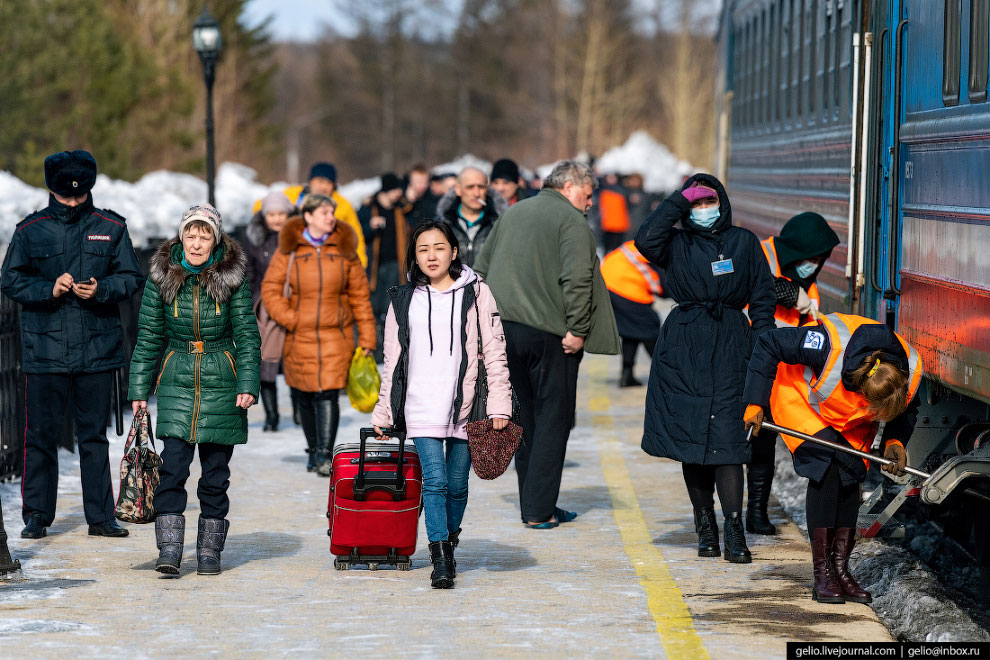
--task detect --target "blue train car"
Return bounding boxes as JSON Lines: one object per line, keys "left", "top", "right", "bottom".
{"left": 718, "top": 0, "right": 990, "bottom": 559}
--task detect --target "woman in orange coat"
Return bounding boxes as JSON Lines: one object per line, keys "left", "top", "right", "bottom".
{"left": 261, "top": 194, "right": 376, "bottom": 475}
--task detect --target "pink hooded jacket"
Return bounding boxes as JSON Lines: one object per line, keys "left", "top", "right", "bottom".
{"left": 372, "top": 266, "right": 512, "bottom": 436}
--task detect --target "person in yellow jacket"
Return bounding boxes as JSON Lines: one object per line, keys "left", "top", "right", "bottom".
{"left": 601, "top": 240, "right": 664, "bottom": 387}
{"left": 251, "top": 162, "right": 367, "bottom": 268}
{"left": 743, "top": 313, "right": 921, "bottom": 605}
{"left": 746, "top": 211, "right": 841, "bottom": 538}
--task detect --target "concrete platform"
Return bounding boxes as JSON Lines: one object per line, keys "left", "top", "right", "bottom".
{"left": 0, "top": 355, "right": 892, "bottom": 658}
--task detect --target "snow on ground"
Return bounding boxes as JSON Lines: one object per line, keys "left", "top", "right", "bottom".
{"left": 771, "top": 443, "right": 990, "bottom": 642}
{"left": 0, "top": 131, "right": 690, "bottom": 253}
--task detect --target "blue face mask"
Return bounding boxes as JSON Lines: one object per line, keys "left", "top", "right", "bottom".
{"left": 795, "top": 260, "right": 818, "bottom": 279}
{"left": 689, "top": 206, "right": 720, "bottom": 228}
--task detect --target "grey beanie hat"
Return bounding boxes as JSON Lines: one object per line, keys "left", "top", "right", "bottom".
{"left": 179, "top": 203, "right": 223, "bottom": 240}
{"left": 261, "top": 191, "right": 294, "bottom": 215}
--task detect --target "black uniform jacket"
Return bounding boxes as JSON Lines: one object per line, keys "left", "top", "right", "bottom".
{"left": 0, "top": 194, "right": 143, "bottom": 373}
{"left": 743, "top": 322, "right": 920, "bottom": 484}
{"left": 634, "top": 173, "right": 776, "bottom": 465}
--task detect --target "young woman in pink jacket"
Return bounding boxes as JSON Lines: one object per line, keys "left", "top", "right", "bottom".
{"left": 373, "top": 221, "right": 512, "bottom": 589}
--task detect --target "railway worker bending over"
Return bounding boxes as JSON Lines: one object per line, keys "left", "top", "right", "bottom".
{"left": 742, "top": 313, "right": 923, "bottom": 605}
{"left": 747, "top": 212, "right": 840, "bottom": 537}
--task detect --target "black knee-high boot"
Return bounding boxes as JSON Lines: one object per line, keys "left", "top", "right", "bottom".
{"left": 746, "top": 464, "right": 777, "bottom": 535}
{"left": 260, "top": 382, "right": 279, "bottom": 432}
{"left": 314, "top": 392, "right": 340, "bottom": 477}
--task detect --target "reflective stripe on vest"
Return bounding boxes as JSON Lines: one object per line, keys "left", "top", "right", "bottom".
{"left": 761, "top": 238, "right": 780, "bottom": 276}
{"left": 619, "top": 244, "right": 662, "bottom": 297}
{"left": 770, "top": 313, "right": 924, "bottom": 463}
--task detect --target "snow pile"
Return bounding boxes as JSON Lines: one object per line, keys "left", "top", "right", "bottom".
{"left": 594, "top": 130, "right": 695, "bottom": 194}
{"left": 431, "top": 154, "right": 491, "bottom": 177}
{"left": 338, "top": 176, "right": 383, "bottom": 210}
{"left": 771, "top": 443, "right": 990, "bottom": 642}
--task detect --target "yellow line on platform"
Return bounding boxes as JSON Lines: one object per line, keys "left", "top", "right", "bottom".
{"left": 590, "top": 366, "right": 709, "bottom": 660}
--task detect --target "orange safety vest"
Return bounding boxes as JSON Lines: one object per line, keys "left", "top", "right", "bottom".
{"left": 770, "top": 313, "right": 924, "bottom": 466}
{"left": 601, "top": 241, "right": 662, "bottom": 305}
{"left": 599, "top": 189, "right": 631, "bottom": 233}
{"left": 760, "top": 236, "right": 821, "bottom": 327}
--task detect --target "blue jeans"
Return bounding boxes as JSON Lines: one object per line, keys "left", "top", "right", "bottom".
{"left": 413, "top": 437, "right": 471, "bottom": 543}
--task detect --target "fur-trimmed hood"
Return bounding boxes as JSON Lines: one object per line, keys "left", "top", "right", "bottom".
{"left": 277, "top": 215, "right": 360, "bottom": 260}
{"left": 149, "top": 233, "right": 247, "bottom": 304}
{"left": 246, "top": 210, "right": 274, "bottom": 247}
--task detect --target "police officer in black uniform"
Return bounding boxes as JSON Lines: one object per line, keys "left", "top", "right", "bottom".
{"left": 1, "top": 150, "right": 143, "bottom": 539}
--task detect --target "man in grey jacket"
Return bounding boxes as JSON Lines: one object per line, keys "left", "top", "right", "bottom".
{"left": 475, "top": 160, "right": 619, "bottom": 528}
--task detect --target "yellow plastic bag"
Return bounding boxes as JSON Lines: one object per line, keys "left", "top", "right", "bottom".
{"left": 346, "top": 347, "right": 381, "bottom": 413}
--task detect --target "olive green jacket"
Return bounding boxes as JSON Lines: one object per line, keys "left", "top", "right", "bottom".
{"left": 474, "top": 189, "right": 620, "bottom": 355}
{"left": 128, "top": 236, "right": 261, "bottom": 444}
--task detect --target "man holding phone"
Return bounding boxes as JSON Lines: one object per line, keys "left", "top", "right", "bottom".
{"left": 1, "top": 150, "right": 143, "bottom": 539}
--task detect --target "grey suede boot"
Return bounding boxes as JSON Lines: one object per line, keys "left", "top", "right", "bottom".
{"left": 155, "top": 514, "right": 185, "bottom": 575}
{"left": 197, "top": 517, "right": 230, "bottom": 576}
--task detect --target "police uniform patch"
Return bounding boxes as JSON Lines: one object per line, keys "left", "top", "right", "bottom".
{"left": 803, "top": 331, "right": 825, "bottom": 350}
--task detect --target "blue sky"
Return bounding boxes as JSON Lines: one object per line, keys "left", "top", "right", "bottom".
{"left": 242, "top": 0, "right": 346, "bottom": 42}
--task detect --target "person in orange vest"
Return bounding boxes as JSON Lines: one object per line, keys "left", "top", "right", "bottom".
{"left": 747, "top": 211, "right": 841, "bottom": 537}
{"left": 598, "top": 174, "right": 632, "bottom": 254}
{"left": 742, "top": 313, "right": 921, "bottom": 605}
{"left": 601, "top": 240, "right": 664, "bottom": 387}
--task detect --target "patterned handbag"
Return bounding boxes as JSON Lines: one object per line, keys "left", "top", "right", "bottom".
{"left": 466, "top": 299, "right": 523, "bottom": 480}
{"left": 114, "top": 409, "right": 163, "bottom": 524}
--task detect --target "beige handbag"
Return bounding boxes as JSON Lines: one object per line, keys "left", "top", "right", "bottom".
{"left": 255, "top": 251, "right": 295, "bottom": 363}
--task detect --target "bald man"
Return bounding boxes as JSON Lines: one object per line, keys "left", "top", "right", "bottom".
{"left": 435, "top": 166, "right": 508, "bottom": 267}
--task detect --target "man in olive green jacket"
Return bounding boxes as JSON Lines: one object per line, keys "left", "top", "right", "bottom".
{"left": 475, "top": 160, "right": 619, "bottom": 528}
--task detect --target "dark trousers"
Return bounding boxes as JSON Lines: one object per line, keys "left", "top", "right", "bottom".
{"left": 22, "top": 371, "right": 115, "bottom": 525}
{"left": 621, "top": 336, "right": 657, "bottom": 368}
{"left": 155, "top": 438, "right": 235, "bottom": 520}
{"left": 504, "top": 321, "right": 583, "bottom": 523}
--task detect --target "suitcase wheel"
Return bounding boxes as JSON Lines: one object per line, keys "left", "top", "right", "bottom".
{"left": 334, "top": 558, "right": 349, "bottom": 571}
{"left": 397, "top": 560, "right": 412, "bottom": 571}
{"left": 368, "top": 562, "right": 379, "bottom": 571}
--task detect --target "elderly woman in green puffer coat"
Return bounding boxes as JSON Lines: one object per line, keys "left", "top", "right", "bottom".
{"left": 128, "top": 204, "right": 260, "bottom": 578}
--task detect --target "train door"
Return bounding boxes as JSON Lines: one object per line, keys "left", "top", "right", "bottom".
{"left": 864, "top": 0, "right": 905, "bottom": 325}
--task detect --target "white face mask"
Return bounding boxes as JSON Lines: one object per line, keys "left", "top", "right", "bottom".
{"left": 689, "top": 206, "right": 720, "bottom": 228}
{"left": 795, "top": 260, "right": 818, "bottom": 279}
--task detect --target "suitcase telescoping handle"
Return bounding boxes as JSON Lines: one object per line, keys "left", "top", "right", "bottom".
{"left": 356, "top": 427, "right": 407, "bottom": 501}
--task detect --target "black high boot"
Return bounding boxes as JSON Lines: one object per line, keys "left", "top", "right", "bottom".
{"left": 429, "top": 541, "right": 454, "bottom": 589}
{"left": 197, "top": 517, "right": 230, "bottom": 576}
{"left": 746, "top": 464, "right": 777, "bottom": 535}
{"left": 290, "top": 387, "right": 301, "bottom": 426}
{"left": 0, "top": 498, "right": 21, "bottom": 574}
{"left": 722, "top": 512, "right": 752, "bottom": 563}
{"left": 619, "top": 366, "right": 642, "bottom": 388}
{"left": 314, "top": 395, "right": 340, "bottom": 477}
{"left": 155, "top": 514, "right": 185, "bottom": 575}
{"left": 260, "top": 382, "right": 279, "bottom": 432}
{"left": 693, "top": 507, "right": 720, "bottom": 557}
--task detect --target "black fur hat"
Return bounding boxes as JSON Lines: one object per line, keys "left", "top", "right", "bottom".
{"left": 44, "top": 150, "right": 97, "bottom": 196}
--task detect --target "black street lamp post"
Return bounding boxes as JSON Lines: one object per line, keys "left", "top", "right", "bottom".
{"left": 193, "top": 7, "right": 222, "bottom": 207}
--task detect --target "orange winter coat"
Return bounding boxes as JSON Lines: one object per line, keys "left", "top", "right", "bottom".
{"left": 261, "top": 216, "right": 376, "bottom": 392}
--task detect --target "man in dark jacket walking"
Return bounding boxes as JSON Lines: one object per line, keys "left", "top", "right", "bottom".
{"left": 475, "top": 160, "right": 620, "bottom": 528}
{"left": 436, "top": 166, "right": 507, "bottom": 267}
{"left": 0, "top": 150, "right": 143, "bottom": 539}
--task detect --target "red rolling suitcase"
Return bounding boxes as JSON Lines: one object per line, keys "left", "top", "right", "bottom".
{"left": 327, "top": 428, "right": 422, "bottom": 570}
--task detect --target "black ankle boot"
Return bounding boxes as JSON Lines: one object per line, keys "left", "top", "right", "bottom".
{"left": 260, "top": 382, "right": 279, "bottom": 432}
{"left": 429, "top": 541, "right": 454, "bottom": 588}
{"left": 723, "top": 512, "right": 752, "bottom": 563}
{"left": 693, "top": 507, "right": 720, "bottom": 557}
{"left": 619, "top": 366, "right": 642, "bottom": 388}
{"left": 0, "top": 503, "right": 21, "bottom": 574}
{"left": 746, "top": 464, "right": 777, "bottom": 535}
{"left": 197, "top": 517, "right": 229, "bottom": 576}
{"left": 155, "top": 514, "right": 185, "bottom": 575}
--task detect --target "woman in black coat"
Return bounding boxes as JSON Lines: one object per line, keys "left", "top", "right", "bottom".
{"left": 246, "top": 191, "right": 293, "bottom": 432}
{"left": 634, "top": 173, "right": 775, "bottom": 564}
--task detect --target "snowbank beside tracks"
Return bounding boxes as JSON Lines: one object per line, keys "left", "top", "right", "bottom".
{"left": 771, "top": 445, "right": 990, "bottom": 642}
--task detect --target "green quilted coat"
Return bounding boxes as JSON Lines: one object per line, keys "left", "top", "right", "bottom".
{"left": 128, "top": 235, "right": 261, "bottom": 445}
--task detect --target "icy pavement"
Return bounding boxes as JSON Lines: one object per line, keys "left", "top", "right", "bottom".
{"left": 1, "top": 356, "right": 896, "bottom": 658}
{"left": 770, "top": 442, "right": 990, "bottom": 642}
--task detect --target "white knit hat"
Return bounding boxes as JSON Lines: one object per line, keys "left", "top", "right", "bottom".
{"left": 179, "top": 203, "right": 223, "bottom": 240}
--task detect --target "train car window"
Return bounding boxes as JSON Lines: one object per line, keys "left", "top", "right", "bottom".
{"left": 969, "top": 0, "right": 988, "bottom": 102}
{"left": 823, "top": 1, "right": 832, "bottom": 120}
{"left": 809, "top": 0, "right": 818, "bottom": 118}
{"left": 834, "top": 0, "right": 843, "bottom": 118}
{"left": 944, "top": 0, "right": 962, "bottom": 106}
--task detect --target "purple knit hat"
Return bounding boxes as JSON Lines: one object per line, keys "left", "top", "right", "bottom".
{"left": 682, "top": 184, "right": 718, "bottom": 204}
